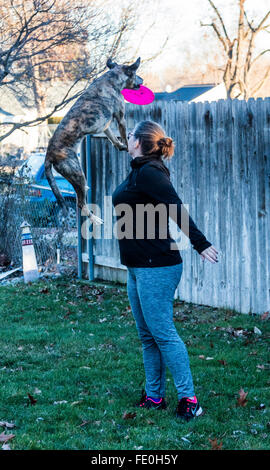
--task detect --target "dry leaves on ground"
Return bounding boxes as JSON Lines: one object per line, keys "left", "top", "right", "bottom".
{"left": 209, "top": 438, "right": 223, "bottom": 450}
{"left": 78, "top": 420, "right": 91, "bottom": 427}
{"left": 199, "top": 355, "right": 214, "bottom": 360}
{"left": 39, "top": 287, "right": 50, "bottom": 294}
{"left": 2, "top": 443, "right": 11, "bottom": 450}
{"left": 27, "top": 393, "right": 37, "bottom": 406}
{"left": 237, "top": 388, "right": 248, "bottom": 407}
{"left": 261, "top": 311, "right": 269, "bottom": 320}
{"left": 0, "top": 432, "right": 15, "bottom": 443}
{"left": 218, "top": 359, "right": 227, "bottom": 366}
{"left": 122, "top": 411, "right": 136, "bottom": 420}
{"left": 0, "top": 421, "right": 15, "bottom": 429}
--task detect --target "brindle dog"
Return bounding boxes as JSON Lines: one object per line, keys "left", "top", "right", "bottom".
{"left": 45, "top": 57, "right": 143, "bottom": 225}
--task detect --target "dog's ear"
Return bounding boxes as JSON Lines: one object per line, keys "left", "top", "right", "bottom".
{"left": 107, "top": 58, "right": 118, "bottom": 69}
{"left": 128, "top": 57, "right": 141, "bottom": 71}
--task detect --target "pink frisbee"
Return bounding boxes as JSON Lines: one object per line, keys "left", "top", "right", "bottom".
{"left": 121, "top": 85, "right": 155, "bottom": 105}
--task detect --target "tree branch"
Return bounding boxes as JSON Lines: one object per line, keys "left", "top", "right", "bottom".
{"left": 207, "top": 0, "right": 230, "bottom": 41}
{"left": 200, "top": 21, "right": 229, "bottom": 52}
{"left": 250, "top": 65, "right": 270, "bottom": 97}
{"left": 249, "top": 49, "right": 270, "bottom": 70}
{"left": 0, "top": 79, "right": 85, "bottom": 142}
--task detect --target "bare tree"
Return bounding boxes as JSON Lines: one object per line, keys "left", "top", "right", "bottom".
{"left": 0, "top": 0, "right": 137, "bottom": 143}
{"left": 201, "top": 0, "right": 270, "bottom": 99}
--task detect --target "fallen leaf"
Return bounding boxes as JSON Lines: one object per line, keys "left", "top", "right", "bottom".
{"left": 71, "top": 400, "right": 83, "bottom": 406}
{"left": 122, "top": 411, "right": 136, "bottom": 420}
{"left": 233, "top": 329, "right": 245, "bottom": 337}
{"left": 209, "top": 438, "right": 223, "bottom": 450}
{"left": 27, "top": 393, "right": 37, "bottom": 406}
{"left": 2, "top": 443, "right": 11, "bottom": 450}
{"left": 63, "top": 310, "right": 72, "bottom": 319}
{"left": 181, "top": 437, "right": 191, "bottom": 443}
{"left": 233, "top": 430, "right": 246, "bottom": 436}
{"left": 237, "top": 388, "right": 248, "bottom": 407}
{"left": 40, "top": 287, "right": 50, "bottom": 294}
{"left": 218, "top": 359, "right": 227, "bottom": 366}
{"left": 256, "top": 403, "right": 265, "bottom": 410}
{"left": 0, "top": 421, "right": 15, "bottom": 429}
{"left": 147, "top": 419, "right": 154, "bottom": 425}
{"left": 254, "top": 327, "right": 262, "bottom": 335}
{"left": 261, "top": 311, "right": 269, "bottom": 320}
{"left": 0, "top": 432, "right": 15, "bottom": 443}
{"left": 78, "top": 420, "right": 91, "bottom": 427}
{"left": 249, "top": 350, "right": 258, "bottom": 356}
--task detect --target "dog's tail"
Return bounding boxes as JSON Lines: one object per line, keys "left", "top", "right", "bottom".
{"left": 44, "top": 158, "right": 67, "bottom": 211}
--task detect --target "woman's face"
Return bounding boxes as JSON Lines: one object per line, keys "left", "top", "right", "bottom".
{"left": 128, "top": 127, "right": 140, "bottom": 156}
{"left": 127, "top": 128, "right": 136, "bottom": 155}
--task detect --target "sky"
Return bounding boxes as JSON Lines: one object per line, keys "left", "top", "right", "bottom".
{"left": 115, "top": 0, "right": 270, "bottom": 75}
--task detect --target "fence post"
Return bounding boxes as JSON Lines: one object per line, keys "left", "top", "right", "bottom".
{"left": 77, "top": 139, "right": 85, "bottom": 279}
{"left": 77, "top": 135, "right": 94, "bottom": 281}
{"left": 86, "top": 135, "right": 94, "bottom": 281}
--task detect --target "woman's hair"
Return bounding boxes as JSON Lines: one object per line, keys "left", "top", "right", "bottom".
{"left": 134, "top": 120, "right": 175, "bottom": 159}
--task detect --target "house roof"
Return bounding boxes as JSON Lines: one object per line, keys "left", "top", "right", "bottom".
{"left": 154, "top": 84, "right": 216, "bottom": 101}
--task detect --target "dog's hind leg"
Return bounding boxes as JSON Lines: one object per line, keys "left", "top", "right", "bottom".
{"left": 71, "top": 172, "right": 103, "bottom": 225}
{"left": 53, "top": 150, "right": 103, "bottom": 225}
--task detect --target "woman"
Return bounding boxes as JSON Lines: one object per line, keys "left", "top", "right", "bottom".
{"left": 112, "top": 120, "right": 218, "bottom": 422}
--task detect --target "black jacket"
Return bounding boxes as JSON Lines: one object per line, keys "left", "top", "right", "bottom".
{"left": 112, "top": 154, "right": 212, "bottom": 267}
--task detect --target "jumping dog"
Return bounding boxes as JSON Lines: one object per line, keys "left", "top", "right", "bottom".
{"left": 45, "top": 57, "right": 143, "bottom": 225}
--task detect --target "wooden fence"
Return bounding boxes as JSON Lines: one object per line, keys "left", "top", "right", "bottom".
{"left": 81, "top": 97, "right": 270, "bottom": 315}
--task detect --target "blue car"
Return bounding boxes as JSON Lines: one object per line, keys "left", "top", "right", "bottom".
{"left": 15, "top": 153, "right": 77, "bottom": 226}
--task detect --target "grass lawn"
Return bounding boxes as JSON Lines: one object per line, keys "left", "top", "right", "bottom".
{"left": 0, "top": 275, "right": 269, "bottom": 450}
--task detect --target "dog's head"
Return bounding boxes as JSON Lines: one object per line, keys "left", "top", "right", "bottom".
{"left": 106, "top": 57, "right": 143, "bottom": 90}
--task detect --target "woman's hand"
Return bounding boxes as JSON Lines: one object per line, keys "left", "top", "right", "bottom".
{"left": 200, "top": 245, "right": 218, "bottom": 263}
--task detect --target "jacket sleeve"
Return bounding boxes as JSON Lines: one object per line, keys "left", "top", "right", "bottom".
{"left": 138, "top": 164, "right": 212, "bottom": 255}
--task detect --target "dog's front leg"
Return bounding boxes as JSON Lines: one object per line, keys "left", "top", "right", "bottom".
{"left": 117, "top": 116, "right": 128, "bottom": 149}
{"left": 104, "top": 126, "right": 127, "bottom": 151}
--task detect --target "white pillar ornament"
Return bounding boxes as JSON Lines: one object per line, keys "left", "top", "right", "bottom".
{"left": 20, "top": 221, "right": 39, "bottom": 283}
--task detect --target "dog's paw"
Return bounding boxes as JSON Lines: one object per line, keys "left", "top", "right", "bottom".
{"left": 118, "top": 143, "right": 128, "bottom": 151}
{"left": 89, "top": 213, "right": 104, "bottom": 225}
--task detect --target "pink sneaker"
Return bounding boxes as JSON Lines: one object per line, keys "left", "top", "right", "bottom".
{"left": 176, "top": 396, "right": 203, "bottom": 421}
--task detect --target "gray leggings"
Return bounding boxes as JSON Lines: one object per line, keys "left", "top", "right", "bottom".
{"left": 127, "top": 262, "right": 195, "bottom": 400}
